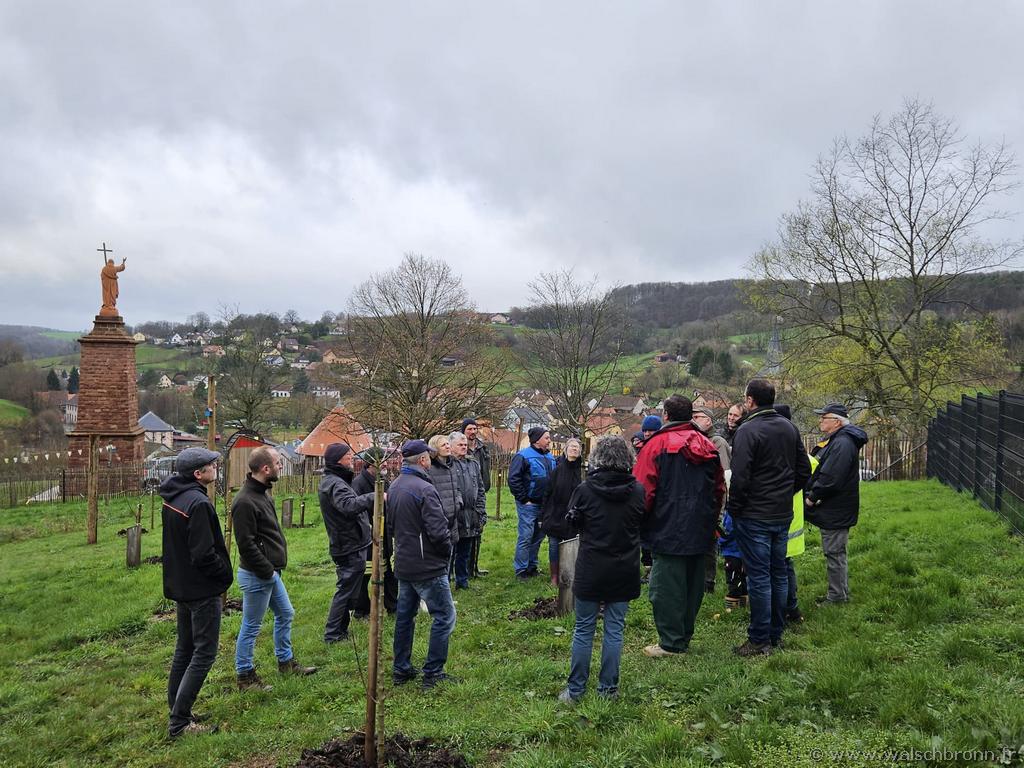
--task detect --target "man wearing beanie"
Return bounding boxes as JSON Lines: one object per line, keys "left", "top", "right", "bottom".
{"left": 507, "top": 426, "right": 557, "bottom": 580}
{"left": 641, "top": 414, "right": 663, "bottom": 440}
{"left": 319, "top": 442, "right": 378, "bottom": 643}
{"left": 232, "top": 446, "right": 317, "bottom": 690}
{"left": 160, "top": 447, "right": 231, "bottom": 739}
{"left": 462, "top": 418, "right": 491, "bottom": 577}
{"left": 389, "top": 439, "right": 458, "bottom": 690}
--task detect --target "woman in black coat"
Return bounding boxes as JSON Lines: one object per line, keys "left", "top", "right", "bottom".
{"left": 540, "top": 437, "right": 584, "bottom": 586}
{"left": 558, "top": 435, "right": 644, "bottom": 703}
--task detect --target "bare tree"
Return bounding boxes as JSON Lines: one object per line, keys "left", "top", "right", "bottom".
{"left": 215, "top": 309, "right": 288, "bottom": 435}
{"left": 517, "top": 270, "right": 626, "bottom": 440}
{"left": 748, "top": 100, "right": 1020, "bottom": 442}
{"left": 341, "top": 253, "right": 508, "bottom": 438}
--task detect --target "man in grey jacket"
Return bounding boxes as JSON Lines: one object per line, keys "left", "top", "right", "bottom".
{"left": 449, "top": 431, "right": 487, "bottom": 589}
{"left": 319, "top": 442, "right": 378, "bottom": 643}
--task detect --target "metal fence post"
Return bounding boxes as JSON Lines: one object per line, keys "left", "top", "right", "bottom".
{"left": 972, "top": 396, "right": 982, "bottom": 497}
{"left": 994, "top": 391, "right": 1005, "bottom": 514}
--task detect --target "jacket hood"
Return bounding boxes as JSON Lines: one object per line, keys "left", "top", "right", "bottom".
{"left": 656, "top": 421, "right": 721, "bottom": 465}
{"left": 585, "top": 467, "right": 639, "bottom": 500}
{"left": 158, "top": 474, "right": 206, "bottom": 502}
{"left": 431, "top": 455, "right": 453, "bottom": 469}
{"left": 836, "top": 424, "right": 869, "bottom": 447}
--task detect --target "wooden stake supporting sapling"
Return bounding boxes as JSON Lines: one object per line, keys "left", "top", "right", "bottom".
{"left": 364, "top": 469, "right": 386, "bottom": 767}
{"left": 126, "top": 502, "right": 142, "bottom": 568}
{"left": 281, "top": 497, "right": 293, "bottom": 528}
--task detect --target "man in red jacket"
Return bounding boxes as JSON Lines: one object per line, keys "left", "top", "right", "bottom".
{"left": 633, "top": 395, "right": 725, "bottom": 657}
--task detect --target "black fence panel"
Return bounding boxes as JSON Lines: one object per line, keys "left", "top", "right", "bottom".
{"left": 928, "top": 391, "right": 1024, "bottom": 535}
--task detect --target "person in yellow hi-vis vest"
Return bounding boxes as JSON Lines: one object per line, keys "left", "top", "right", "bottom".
{"left": 777, "top": 405, "right": 817, "bottom": 625}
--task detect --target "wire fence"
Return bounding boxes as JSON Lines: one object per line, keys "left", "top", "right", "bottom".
{"left": 927, "top": 390, "right": 1024, "bottom": 536}
{"left": 0, "top": 464, "right": 146, "bottom": 509}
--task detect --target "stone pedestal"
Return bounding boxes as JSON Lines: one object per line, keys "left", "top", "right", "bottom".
{"left": 68, "top": 315, "right": 145, "bottom": 472}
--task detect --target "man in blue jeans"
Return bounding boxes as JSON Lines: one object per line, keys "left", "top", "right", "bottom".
{"left": 388, "top": 440, "right": 458, "bottom": 691}
{"left": 231, "top": 446, "right": 317, "bottom": 689}
{"left": 507, "top": 427, "right": 556, "bottom": 580}
{"left": 727, "top": 379, "right": 811, "bottom": 656}
{"left": 159, "top": 447, "right": 233, "bottom": 739}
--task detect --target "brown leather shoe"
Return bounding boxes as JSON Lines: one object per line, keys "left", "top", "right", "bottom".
{"left": 278, "top": 658, "right": 318, "bottom": 676}
{"left": 237, "top": 669, "right": 273, "bottom": 691}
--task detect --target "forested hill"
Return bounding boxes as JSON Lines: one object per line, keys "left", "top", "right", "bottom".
{"left": 606, "top": 270, "right": 1024, "bottom": 330}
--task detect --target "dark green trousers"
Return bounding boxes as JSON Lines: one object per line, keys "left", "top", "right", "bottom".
{"left": 649, "top": 553, "right": 706, "bottom": 653}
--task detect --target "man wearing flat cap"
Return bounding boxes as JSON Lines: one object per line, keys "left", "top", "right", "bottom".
{"left": 389, "top": 439, "right": 458, "bottom": 690}
{"left": 508, "top": 426, "right": 557, "bottom": 580}
{"left": 692, "top": 406, "right": 732, "bottom": 594}
{"left": 159, "top": 447, "right": 231, "bottom": 739}
{"left": 804, "top": 403, "right": 868, "bottom": 605}
{"left": 319, "top": 442, "right": 378, "bottom": 643}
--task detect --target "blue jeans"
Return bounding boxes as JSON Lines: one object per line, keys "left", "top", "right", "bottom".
{"left": 513, "top": 502, "right": 544, "bottom": 575}
{"left": 548, "top": 536, "right": 560, "bottom": 566}
{"left": 734, "top": 518, "right": 788, "bottom": 645}
{"left": 567, "top": 599, "right": 629, "bottom": 698}
{"left": 393, "top": 575, "right": 456, "bottom": 679}
{"left": 235, "top": 568, "right": 295, "bottom": 673}
{"left": 453, "top": 537, "right": 475, "bottom": 588}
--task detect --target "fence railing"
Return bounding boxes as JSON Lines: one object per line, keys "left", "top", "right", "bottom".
{"left": 0, "top": 464, "right": 147, "bottom": 509}
{"left": 928, "top": 390, "right": 1024, "bottom": 536}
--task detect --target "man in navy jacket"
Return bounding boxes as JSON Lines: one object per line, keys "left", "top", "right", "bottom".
{"left": 388, "top": 440, "right": 458, "bottom": 690}
{"left": 508, "top": 427, "right": 557, "bottom": 579}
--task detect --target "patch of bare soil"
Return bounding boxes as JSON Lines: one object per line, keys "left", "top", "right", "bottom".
{"left": 293, "top": 732, "right": 469, "bottom": 768}
{"left": 116, "top": 526, "right": 148, "bottom": 536}
{"left": 508, "top": 596, "right": 561, "bottom": 620}
{"left": 143, "top": 555, "right": 162, "bottom": 565}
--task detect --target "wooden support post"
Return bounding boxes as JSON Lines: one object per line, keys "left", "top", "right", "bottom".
{"left": 87, "top": 435, "right": 99, "bottom": 544}
{"left": 495, "top": 470, "right": 503, "bottom": 521}
{"left": 556, "top": 537, "right": 579, "bottom": 616}
{"left": 281, "top": 498, "right": 293, "bottom": 528}
{"left": 206, "top": 375, "right": 217, "bottom": 499}
{"left": 365, "top": 473, "right": 386, "bottom": 767}
{"left": 300, "top": 499, "right": 306, "bottom": 527}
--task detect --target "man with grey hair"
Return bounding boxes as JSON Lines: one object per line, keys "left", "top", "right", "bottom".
{"left": 389, "top": 439, "right": 458, "bottom": 690}
{"left": 805, "top": 403, "right": 868, "bottom": 604}
{"left": 449, "top": 431, "right": 486, "bottom": 590}
{"left": 692, "top": 406, "right": 731, "bottom": 594}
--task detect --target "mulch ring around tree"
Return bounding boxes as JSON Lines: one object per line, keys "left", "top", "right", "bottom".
{"left": 151, "top": 597, "right": 243, "bottom": 621}
{"left": 116, "top": 527, "right": 148, "bottom": 536}
{"left": 142, "top": 555, "right": 162, "bottom": 565}
{"left": 508, "top": 596, "right": 561, "bottom": 620}
{"left": 293, "top": 732, "right": 469, "bottom": 768}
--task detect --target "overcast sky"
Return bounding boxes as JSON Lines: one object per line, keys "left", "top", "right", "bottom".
{"left": 1, "top": 2, "right": 1022, "bottom": 330}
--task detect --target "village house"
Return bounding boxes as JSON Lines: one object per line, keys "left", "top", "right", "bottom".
{"left": 270, "top": 385, "right": 292, "bottom": 398}
{"left": 139, "top": 411, "right": 175, "bottom": 448}
{"left": 202, "top": 344, "right": 225, "bottom": 357}
{"left": 157, "top": 374, "right": 174, "bottom": 389}
{"left": 131, "top": 332, "right": 147, "bottom": 343}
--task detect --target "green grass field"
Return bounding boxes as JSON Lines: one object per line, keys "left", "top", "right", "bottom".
{"left": 0, "top": 398, "right": 30, "bottom": 425}
{"left": 1, "top": 481, "right": 1023, "bottom": 767}
{"left": 28, "top": 344, "right": 200, "bottom": 373}
{"left": 39, "top": 330, "right": 85, "bottom": 341}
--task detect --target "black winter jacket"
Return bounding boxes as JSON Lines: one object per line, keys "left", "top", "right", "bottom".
{"left": 388, "top": 465, "right": 452, "bottom": 581}
{"left": 728, "top": 407, "right": 812, "bottom": 525}
{"left": 159, "top": 475, "right": 233, "bottom": 602}
{"left": 427, "top": 456, "right": 462, "bottom": 545}
{"left": 540, "top": 455, "right": 583, "bottom": 540}
{"left": 231, "top": 475, "right": 288, "bottom": 579}
{"left": 806, "top": 425, "right": 868, "bottom": 529}
{"left": 319, "top": 465, "right": 375, "bottom": 558}
{"left": 569, "top": 468, "right": 645, "bottom": 603}
{"left": 467, "top": 439, "right": 492, "bottom": 492}
{"left": 452, "top": 456, "right": 487, "bottom": 538}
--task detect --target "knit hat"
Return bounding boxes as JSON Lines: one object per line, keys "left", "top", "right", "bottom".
{"left": 461, "top": 418, "right": 477, "bottom": 431}
{"left": 527, "top": 426, "right": 548, "bottom": 444}
{"left": 176, "top": 447, "right": 220, "bottom": 477}
{"left": 324, "top": 443, "right": 351, "bottom": 465}
{"left": 401, "top": 439, "right": 431, "bottom": 458}
{"left": 641, "top": 414, "right": 663, "bottom": 432}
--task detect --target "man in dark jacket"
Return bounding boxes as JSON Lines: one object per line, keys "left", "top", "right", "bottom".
{"left": 389, "top": 440, "right": 458, "bottom": 691}
{"left": 160, "top": 447, "right": 232, "bottom": 739}
{"left": 449, "top": 431, "right": 487, "bottom": 589}
{"left": 692, "top": 406, "right": 731, "bottom": 595}
{"left": 728, "top": 379, "right": 812, "bottom": 656}
{"left": 805, "top": 403, "right": 868, "bottom": 604}
{"left": 232, "top": 446, "right": 316, "bottom": 690}
{"left": 319, "top": 442, "right": 377, "bottom": 642}
{"left": 462, "top": 418, "right": 490, "bottom": 577}
{"left": 633, "top": 395, "right": 726, "bottom": 657}
{"left": 508, "top": 427, "right": 557, "bottom": 579}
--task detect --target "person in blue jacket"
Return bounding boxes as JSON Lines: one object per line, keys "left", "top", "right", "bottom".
{"left": 507, "top": 427, "right": 557, "bottom": 580}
